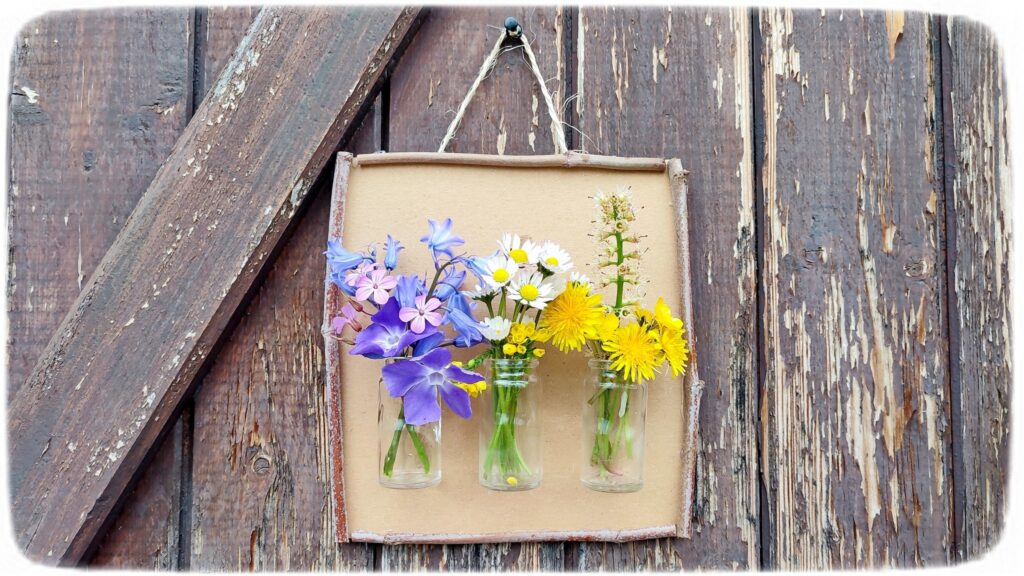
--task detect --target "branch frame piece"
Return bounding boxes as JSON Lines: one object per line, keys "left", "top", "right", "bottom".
{"left": 322, "top": 152, "right": 704, "bottom": 544}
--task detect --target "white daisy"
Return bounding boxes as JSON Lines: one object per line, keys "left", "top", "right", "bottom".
{"left": 478, "top": 317, "right": 512, "bottom": 341}
{"left": 569, "top": 271, "right": 591, "bottom": 287}
{"left": 465, "top": 283, "right": 498, "bottom": 300}
{"left": 482, "top": 255, "right": 519, "bottom": 289}
{"left": 499, "top": 233, "right": 540, "bottom": 266}
{"left": 537, "top": 241, "right": 574, "bottom": 274}
{"left": 508, "top": 272, "right": 556, "bottom": 309}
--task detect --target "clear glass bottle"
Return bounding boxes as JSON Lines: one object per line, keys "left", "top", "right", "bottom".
{"left": 581, "top": 359, "right": 647, "bottom": 492}
{"left": 378, "top": 377, "right": 441, "bottom": 489}
{"left": 479, "top": 358, "right": 542, "bottom": 491}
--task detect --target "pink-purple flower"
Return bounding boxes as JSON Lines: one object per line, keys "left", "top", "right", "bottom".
{"left": 399, "top": 295, "right": 443, "bottom": 334}
{"left": 331, "top": 303, "right": 362, "bottom": 334}
{"left": 355, "top": 269, "right": 397, "bottom": 305}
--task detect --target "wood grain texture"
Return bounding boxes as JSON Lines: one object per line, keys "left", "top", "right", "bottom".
{"left": 389, "top": 7, "right": 565, "bottom": 156}
{"left": 757, "top": 9, "right": 951, "bottom": 568}
{"left": 384, "top": 6, "right": 567, "bottom": 571}
{"left": 7, "top": 9, "right": 193, "bottom": 396}
{"left": 6, "top": 9, "right": 194, "bottom": 568}
{"left": 186, "top": 12, "right": 379, "bottom": 567}
{"left": 8, "top": 7, "right": 423, "bottom": 564}
{"left": 943, "top": 17, "right": 1011, "bottom": 560}
{"left": 90, "top": 419, "right": 186, "bottom": 568}
{"left": 90, "top": 7, "right": 257, "bottom": 568}
{"left": 570, "top": 6, "right": 760, "bottom": 570}
{"left": 193, "top": 6, "right": 262, "bottom": 99}
{"left": 189, "top": 183, "right": 373, "bottom": 570}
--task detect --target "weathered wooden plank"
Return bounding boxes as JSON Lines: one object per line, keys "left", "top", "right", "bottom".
{"left": 389, "top": 7, "right": 565, "bottom": 156}
{"left": 189, "top": 183, "right": 374, "bottom": 570}
{"left": 6, "top": 9, "right": 194, "bottom": 568}
{"left": 90, "top": 418, "right": 187, "bottom": 568}
{"left": 8, "top": 7, "right": 423, "bottom": 564}
{"left": 6, "top": 9, "right": 192, "bottom": 395}
{"left": 90, "top": 8, "right": 258, "bottom": 568}
{"left": 757, "top": 9, "right": 951, "bottom": 568}
{"left": 189, "top": 31, "right": 379, "bottom": 568}
{"left": 384, "top": 6, "right": 566, "bottom": 571}
{"left": 568, "top": 6, "right": 759, "bottom": 570}
{"left": 942, "top": 17, "right": 1011, "bottom": 560}
{"left": 193, "top": 6, "right": 261, "bottom": 99}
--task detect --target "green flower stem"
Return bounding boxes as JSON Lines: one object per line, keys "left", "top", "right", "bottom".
{"left": 483, "top": 372, "right": 531, "bottom": 482}
{"left": 406, "top": 423, "right": 431, "bottom": 473}
{"left": 614, "top": 230, "right": 625, "bottom": 311}
{"left": 382, "top": 403, "right": 431, "bottom": 477}
{"left": 382, "top": 406, "right": 405, "bottom": 478}
{"left": 590, "top": 384, "right": 634, "bottom": 476}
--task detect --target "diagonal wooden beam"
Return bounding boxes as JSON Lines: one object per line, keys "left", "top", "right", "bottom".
{"left": 8, "top": 6, "right": 424, "bottom": 564}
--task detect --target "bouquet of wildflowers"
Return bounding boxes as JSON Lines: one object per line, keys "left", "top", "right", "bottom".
{"left": 325, "top": 219, "right": 487, "bottom": 484}
{"left": 461, "top": 234, "right": 574, "bottom": 489}
{"left": 539, "top": 187, "right": 690, "bottom": 488}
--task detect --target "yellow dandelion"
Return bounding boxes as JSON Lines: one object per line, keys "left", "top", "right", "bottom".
{"left": 657, "top": 327, "right": 690, "bottom": 377}
{"left": 654, "top": 297, "right": 683, "bottom": 331}
{"left": 603, "top": 322, "right": 661, "bottom": 383}
{"left": 593, "top": 312, "right": 620, "bottom": 342}
{"left": 635, "top": 307, "right": 655, "bottom": 325}
{"left": 538, "top": 282, "right": 605, "bottom": 352}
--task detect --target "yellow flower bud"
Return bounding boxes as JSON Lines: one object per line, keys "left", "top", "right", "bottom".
{"left": 533, "top": 348, "right": 546, "bottom": 358}
{"left": 502, "top": 343, "right": 518, "bottom": 356}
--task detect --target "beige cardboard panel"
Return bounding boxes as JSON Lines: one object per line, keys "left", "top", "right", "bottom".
{"left": 339, "top": 162, "right": 685, "bottom": 539}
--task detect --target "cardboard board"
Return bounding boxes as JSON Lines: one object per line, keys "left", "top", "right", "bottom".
{"left": 323, "top": 152, "right": 703, "bottom": 543}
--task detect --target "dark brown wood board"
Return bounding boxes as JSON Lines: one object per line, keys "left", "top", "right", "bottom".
{"left": 569, "top": 6, "right": 760, "bottom": 570}
{"left": 757, "top": 9, "right": 951, "bottom": 568}
{"left": 7, "top": 7, "right": 423, "bottom": 564}
{"left": 7, "top": 9, "right": 194, "bottom": 569}
{"left": 90, "top": 7, "right": 259, "bottom": 568}
{"left": 942, "top": 17, "right": 1011, "bottom": 560}
{"left": 183, "top": 6, "right": 376, "bottom": 571}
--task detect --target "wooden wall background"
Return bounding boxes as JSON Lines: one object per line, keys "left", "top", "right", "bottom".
{"left": 6, "top": 6, "right": 1009, "bottom": 570}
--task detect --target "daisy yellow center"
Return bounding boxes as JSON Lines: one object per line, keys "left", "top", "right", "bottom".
{"left": 510, "top": 248, "right": 529, "bottom": 263}
{"left": 545, "top": 256, "right": 559, "bottom": 266}
{"left": 493, "top": 268, "right": 510, "bottom": 283}
{"left": 520, "top": 283, "right": 539, "bottom": 301}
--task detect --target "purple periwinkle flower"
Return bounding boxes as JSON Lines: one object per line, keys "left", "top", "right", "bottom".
{"left": 382, "top": 347, "right": 480, "bottom": 425}
{"left": 383, "top": 234, "right": 404, "bottom": 270}
{"left": 420, "top": 218, "right": 464, "bottom": 264}
{"left": 399, "top": 295, "right": 443, "bottom": 334}
{"left": 355, "top": 269, "right": 397, "bottom": 305}
{"left": 350, "top": 299, "right": 437, "bottom": 359}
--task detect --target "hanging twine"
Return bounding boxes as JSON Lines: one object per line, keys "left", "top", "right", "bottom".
{"left": 438, "top": 18, "right": 569, "bottom": 154}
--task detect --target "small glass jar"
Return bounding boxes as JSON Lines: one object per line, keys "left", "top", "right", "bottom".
{"left": 581, "top": 359, "right": 647, "bottom": 492}
{"left": 378, "top": 377, "right": 441, "bottom": 489}
{"left": 479, "top": 358, "right": 542, "bottom": 491}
